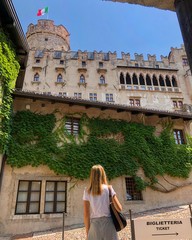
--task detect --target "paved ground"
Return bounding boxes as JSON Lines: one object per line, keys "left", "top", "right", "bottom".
{"left": 8, "top": 204, "right": 192, "bottom": 240}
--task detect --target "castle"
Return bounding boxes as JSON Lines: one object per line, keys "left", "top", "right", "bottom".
{"left": 1, "top": 19, "right": 192, "bottom": 236}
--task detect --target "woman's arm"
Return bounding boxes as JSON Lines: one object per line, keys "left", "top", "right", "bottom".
{"left": 112, "top": 194, "right": 122, "bottom": 212}
{"left": 83, "top": 200, "right": 90, "bottom": 237}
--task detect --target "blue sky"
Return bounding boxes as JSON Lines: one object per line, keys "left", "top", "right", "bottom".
{"left": 13, "top": 0, "right": 183, "bottom": 60}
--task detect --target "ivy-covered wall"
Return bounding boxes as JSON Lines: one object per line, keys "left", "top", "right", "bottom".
{"left": 7, "top": 110, "right": 192, "bottom": 190}
{"left": 0, "top": 29, "right": 20, "bottom": 153}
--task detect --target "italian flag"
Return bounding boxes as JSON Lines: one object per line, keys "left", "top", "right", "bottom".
{"left": 37, "top": 7, "right": 49, "bottom": 16}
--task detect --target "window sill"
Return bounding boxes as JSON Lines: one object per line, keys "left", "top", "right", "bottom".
{"left": 55, "top": 81, "right": 66, "bottom": 86}
{"left": 78, "top": 82, "right": 87, "bottom": 88}
{"left": 98, "top": 83, "right": 108, "bottom": 87}
{"left": 12, "top": 213, "right": 64, "bottom": 220}
{"left": 31, "top": 81, "right": 41, "bottom": 85}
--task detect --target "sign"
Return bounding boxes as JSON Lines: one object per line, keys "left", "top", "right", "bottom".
{"left": 132, "top": 218, "right": 192, "bottom": 240}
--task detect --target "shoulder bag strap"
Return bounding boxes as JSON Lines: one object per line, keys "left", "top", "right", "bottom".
{"left": 108, "top": 186, "right": 113, "bottom": 203}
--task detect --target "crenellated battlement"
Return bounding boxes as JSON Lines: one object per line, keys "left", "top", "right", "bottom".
{"left": 26, "top": 20, "right": 70, "bottom": 50}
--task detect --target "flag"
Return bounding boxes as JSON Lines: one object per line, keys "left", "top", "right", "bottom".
{"left": 37, "top": 7, "right": 49, "bottom": 16}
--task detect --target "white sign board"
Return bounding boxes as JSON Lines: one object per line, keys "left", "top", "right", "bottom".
{"left": 133, "top": 218, "right": 192, "bottom": 240}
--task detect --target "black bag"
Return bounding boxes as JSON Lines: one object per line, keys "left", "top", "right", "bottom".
{"left": 108, "top": 187, "right": 127, "bottom": 232}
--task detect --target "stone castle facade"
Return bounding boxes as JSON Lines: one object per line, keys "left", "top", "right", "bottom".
{"left": 23, "top": 19, "right": 192, "bottom": 113}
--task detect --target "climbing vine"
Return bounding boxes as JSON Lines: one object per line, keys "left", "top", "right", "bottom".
{"left": 7, "top": 111, "right": 192, "bottom": 190}
{"left": 0, "top": 29, "right": 20, "bottom": 153}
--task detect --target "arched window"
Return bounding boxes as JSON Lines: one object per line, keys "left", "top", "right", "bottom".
{"left": 165, "top": 75, "right": 171, "bottom": 87}
{"left": 146, "top": 74, "right": 152, "bottom": 86}
{"left": 120, "top": 73, "right": 125, "bottom": 84}
{"left": 139, "top": 74, "right": 145, "bottom": 85}
{"left": 34, "top": 73, "right": 39, "bottom": 82}
{"left": 100, "top": 75, "right": 105, "bottom": 84}
{"left": 172, "top": 76, "right": 178, "bottom": 87}
{"left": 152, "top": 75, "right": 158, "bottom": 86}
{"left": 132, "top": 73, "right": 138, "bottom": 85}
{"left": 80, "top": 74, "right": 85, "bottom": 83}
{"left": 57, "top": 74, "right": 63, "bottom": 82}
{"left": 126, "top": 73, "right": 131, "bottom": 84}
{"left": 159, "top": 75, "right": 165, "bottom": 86}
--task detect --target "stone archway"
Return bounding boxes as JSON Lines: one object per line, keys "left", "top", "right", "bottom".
{"left": 108, "top": 0, "right": 192, "bottom": 73}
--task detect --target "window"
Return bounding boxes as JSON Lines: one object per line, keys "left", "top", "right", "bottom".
{"left": 99, "top": 62, "right": 103, "bottom": 68}
{"left": 15, "top": 181, "right": 41, "bottom": 214}
{"left": 125, "top": 177, "right": 142, "bottom": 201}
{"left": 89, "top": 93, "right": 97, "bottom": 101}
{"left": 60, "top": 60, "right": 64, "bottom": 65}
{"left": 152, "top": 75, "right": 158, "bottom": 86}
{"left": 173, "top": 100, "right": 183, "bottom": 109}
{"left": 35, "top": 50, "right": 44, "bottom": 58}
{"left": 120, "top": 73, "right": 125, "bottom": 84}
{"left": 74, "top": 92, "right": 82, "bottom": 99}
{"left": 65, "top": 118, "right": 79, "bottom": 135}
{"left": 34, "top": 73, "right": 40, "bottom": 82}
{"left": 36, "top": 59, "right": 40, "bottom": 63}
{"left": 100, "top": 75, "right": 105, "bottom": 84}
{"left": 173, "top": 129, "right": 185, "bottom": 144}
{"left": 45, "top": 38, "right": 48, "bottom": 41}
{"left": 129, "top": 99, "right": 140, "bottom": 106}
{"left": 106, "top": 94, "right": 113, "bottom": 102}
{"left": 146, "top": 74, "right": 152, "bottom": 86}
{"left": 79, "top": 74, "right": 85, "bottom": 83}
{"left": 172, "top": 76, "right": 178, "bottom": 87}
{"left": 44, "top": 181, "right": 67, "bottom": 213}
{"left": 132, "top": 73, "right": 138, "bottom": 85}
{"left": 126, "top": 73, "right": 131, "bottom": 84}
{"left": 165, "top": 75, "right": 171, "bottom": 87}
{"left": 57, "top": 74, "right": 63, "bottom": 82}
{"left": 54, "top": 51, "right": 62, "bottom": 59}
{"left": 82, "top": 61, "right": 86, "bottom": 67}
{"left": 135, "top": 63, "right": 139, "bottom": 67}
{"left": 139, "top": 74, "right": 145, "bottom": 85}
{"left": 159, "top": 75, "right": 165, "bottom": 86}
{"left": 155, "top": 65, "right": 159, "bottom": 68}
{"left": 182, "top": 58, "right": 188, "bottom": 66}
{"left": 58, "top": 92, "right": 67, "bottom": 97}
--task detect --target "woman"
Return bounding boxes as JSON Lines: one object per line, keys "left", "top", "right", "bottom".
{"left": 83, "top": 165, "right": 122, "bottom": 240}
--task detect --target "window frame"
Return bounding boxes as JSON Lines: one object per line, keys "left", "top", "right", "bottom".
{"left": 173, "top": 129, "right": 185, "bottom": 144}
{"left": 44, "top": 181, "right": 67, "bottom": 214}
{"left": 65, "top": 117, "right": 80, "bottom": 136}
{"left": 15, "top": 180, "right": 41, "bottom": 215}
{"left": 125, "top": 177, "right": 143, "bottom": 201}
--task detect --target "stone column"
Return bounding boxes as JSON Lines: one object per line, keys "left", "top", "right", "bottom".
{"left": 175, "top": 0, "right": 192, "bottom": 73}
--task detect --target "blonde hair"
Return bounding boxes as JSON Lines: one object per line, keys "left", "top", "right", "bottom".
{"left": 87, "top": 165, "right": 108, "bottom": 196}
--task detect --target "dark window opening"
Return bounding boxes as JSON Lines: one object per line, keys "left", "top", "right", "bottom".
{"left": 139, "top": 74, "right": 145, "bottom": 85}
{"left": 34, "top": 73, "right": 40, "bottom": 82}
{"left": 146, "top": 74, "right": 152, "bottom": 86}
{"left": 132, "top": 73, "right": 138, "bottom": 85}
{"left": 125, "top": 177, "right": 143, "bottom": 201}
{"left": 159, "top": 75, "right": 165, "bottom": 86}
{"left": 152, "top": 75, "right": 158, "bottom": 86}
{"left": 165, "top": 75, "right": 171, "bottom": 87}
{"left": 172, "top": 76, "right": 178, "bottom": 87}
{"left": 126, "top": 73, "right": 131, "bottom": 84}
{"left": 120, "top": 73, "right": 125, "bottom": 84}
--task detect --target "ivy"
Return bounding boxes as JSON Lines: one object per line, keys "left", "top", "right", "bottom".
{"left": 7, "top": 111, "right": 192, "bottom": 190}
{"left": 0, "top": 29, "right": 20, "bottom": 153}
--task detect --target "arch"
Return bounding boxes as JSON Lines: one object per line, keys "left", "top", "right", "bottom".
{"left": 159, "top": 75, "right": 165, "bottom": 86}
{"left": 126, "top": 72, "right": 132, "bottom": 84}
{"left": 80, "top": 74, "right": 85, "bottom": 83}
{"left": 165, "top": 75, "right": 171, "bottom": 87}
{"left": 152, "top": 74, "right": 158, "bottom": 86}
{"left": 139, "top": 74, "right": 145, "bottom": 85}
{"left": 120, "top": 72, "right": 125, "bottom": 84}
{"left": 100, "top": 75, "right": 105, "bottom": 84}
{"left": 172, "top": 76, "right": 178, "bottom": 87}
{"left": 34, "top": 73, "right": 39, "bottom": 82}
{"left": 146, "top": 74, "right": 152, "bottom": 86}
{"left": 132, "top": 73, "right": 138, "bottom": 85}
{"left": 57, "top": 73, "right": 63, "bottom": 82}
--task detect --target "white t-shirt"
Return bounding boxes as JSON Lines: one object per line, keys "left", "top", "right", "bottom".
{"left": 83, "top": 184, "right": 116, "bottom": 219}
